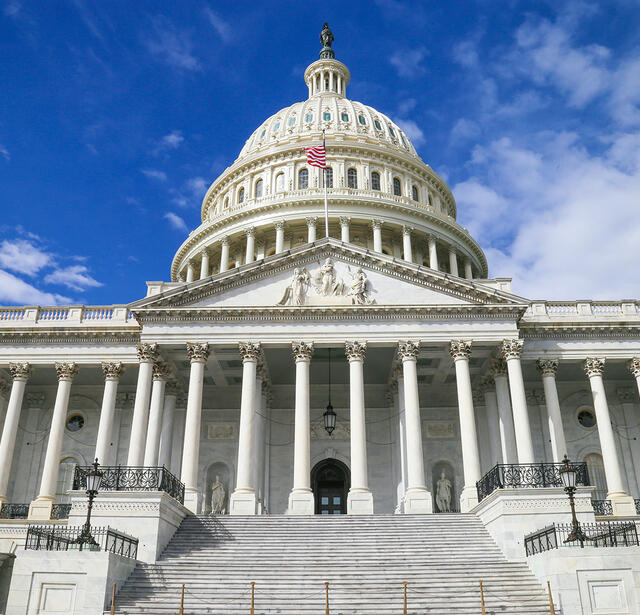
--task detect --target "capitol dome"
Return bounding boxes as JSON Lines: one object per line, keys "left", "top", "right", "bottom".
{"left": 170, "top": 26, "right": 488, "bottom": 283}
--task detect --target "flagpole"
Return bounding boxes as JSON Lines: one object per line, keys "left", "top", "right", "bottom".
{"left": 323, "top": 129, "right": 329, "bottom": 237}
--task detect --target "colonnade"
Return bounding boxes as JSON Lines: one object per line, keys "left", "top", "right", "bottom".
{"left": 1, "top": 341, "right": 639, "bottom": 518}
{"left": 181, "top": 218, "right": 476, "bottom": 283}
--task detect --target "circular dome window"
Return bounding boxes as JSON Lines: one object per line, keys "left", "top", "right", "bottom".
{"left": 577, "top": 409, "right": 596, "bottom": 428}
{"left": 66, "top": 414, "right": 85, "bottom": 432}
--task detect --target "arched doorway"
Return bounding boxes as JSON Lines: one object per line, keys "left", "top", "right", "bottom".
{"left": 311, "top": 459, "right": 350, "bottom": 515}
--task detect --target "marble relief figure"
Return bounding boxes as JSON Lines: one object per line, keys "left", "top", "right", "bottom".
{"left": 277, "top": 267, "right": 311, "bottom": 306}
{"left": 313, "top": 258, "right": 345, "bottom": 296}
{"left": 348, "top": 267, "right": 374, "bottom": 305}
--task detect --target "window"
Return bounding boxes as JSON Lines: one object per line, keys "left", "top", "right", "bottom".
{"left": 255, "top": 179, "right": 263, "bottom": 198}
{"left": 412, "top": 185, "right": 419, "bottom": 201}
{"left": 374, "top": 119, "right": 382, "bottom": 130}
{"left": 393, "top": 177, "right": 401, "bottom": 196}
{"left": 371, "top": 171, "right": 381, "bottom": 191}
{"left": 305, "top": 112, "right": 313, "bottom": 122}
{"left": 577, "top": 408, "right": 596, "bottom": 428}
{"left": 347, "top": 168, "right": 357, "bottom": 189}
{"left": 224, "top": 197, "right": 229, "bottom": 209}
{"left": 428, "top": 193, "right": 434, "bottom": 207}
{"left": 400, "top": 133, "right": 407, "bottom": 146}
{"left": 358, "top": 115, "right": 366, "bottom": 125}
{"left": 388, "top": 124, "right": 396, "bottom": 138}
{"left": 276, "top": 173, "right": 285, "bottom": 192}
{"left": 325, "top": 167, "right": 333, "bottom": 188}
{"left": 66, "top": 415, "right": 84, "bottom": 432}
{"left": 323, "top": 111, "right": 331, "bottom": 121}
{"left": 288, "top": 116, "right": 296, "bottom": 127}
{"left": 238, "top": 187, "right": 245, "bottom": 204}
{"left": 298, "top": 168, "right": 309, "bottom": 189}
{"left": 259, "top": 129, "right": 266, "bottom": 139}
{"left": 341, "top": 112, "right": 349, "bottom": 122}
{"left": 273, "top": 121, "right": 280, "bottom": 132}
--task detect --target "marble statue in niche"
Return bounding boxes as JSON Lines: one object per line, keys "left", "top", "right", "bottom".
{"left": 435, "top": 469, "right": 452, "bottom": 513}
{"left": 210, "top": 475, "right": 226, "bottom": 515}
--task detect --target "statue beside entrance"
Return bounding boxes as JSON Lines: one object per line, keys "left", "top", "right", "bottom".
{"left": 210, "top": 475, "right": 226, "bottom": 515}
{"left": 435, "top": 469, "right": 452, "bottom": 513}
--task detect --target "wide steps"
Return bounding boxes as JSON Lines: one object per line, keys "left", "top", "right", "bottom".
{"left": 112, "top": 514, "right": 549, "bottom": 614}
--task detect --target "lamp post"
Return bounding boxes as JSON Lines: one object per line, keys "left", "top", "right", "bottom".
{"left": 323, "top": 349, "right": 336, "bottom": 435}
{"left": 559, "top": 454, "right": 588, "bottom": 546}
{"left": 76, "top": 458, "right": 103, "bottom": 550}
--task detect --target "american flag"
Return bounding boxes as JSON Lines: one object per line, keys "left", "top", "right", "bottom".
{"left": 305, "top": 145, "right": 326, "bottom": 169}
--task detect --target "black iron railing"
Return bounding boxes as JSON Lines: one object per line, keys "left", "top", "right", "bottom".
{"left": 635, "top": 499, "right": 640, "bottom": 515}
{"left": 525, "top": 521, "right": 640, "bottom": 555}
{"left": 25, "top": 525, "right": 138, "bottom": 559}
{"left": 73, "top": 465, "right": 185, "bottom": 504}
{"left": 476, "top": 462, "right": 590, "bottom": 501}
{"left": 592, "top": 499, "right": 613, "bottom": 516}
{"left": 0, "top": 503, "right": 72, "bottom": 520}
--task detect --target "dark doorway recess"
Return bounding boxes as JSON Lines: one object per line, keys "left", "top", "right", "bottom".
{"left": 311, "top": 458, "right": 350, "bottom": 515}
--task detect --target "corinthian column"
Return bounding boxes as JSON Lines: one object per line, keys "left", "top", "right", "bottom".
{"left": 219, "top": 236, "right": 230, "bottom": 272}
{"left": 398, "top": 341, "right": 431, "bottom": 513}
{"left": 340, "top": 217, "right": 351, "bottom": 243}
{"left": 345, "top": 342, "right": 373, "bottom": 514}
{"left": 30, "top": 362, "right": 78, "bottom": 520}
{"left": 0, "top": 363, "right": 31, "bottom": 504}
{"left": 628, "top": 358, "right": 640, "bottom": 398}
{"left": 127, "top": 343, "right": 158, "bottom": 466}
{"left": 288, "top": 341, "right": 315, "bottom": 514}
{"left": 274, "top": 221, "right": 285, "bottom": 254}
{"left": 181, "top": 342, "right": 210, "bottom": 513}
{"left": 245, "top": 227, "right": 256, "bottom": 263}
{"left": 490, "top": 357, "right": 518, "bottom": 464}
{"left": 144, "top": 362, "right": 171, "bottom": 466}
{"left": 501, "top": 339, "right": 535, "bottom": 464}
{"left": 306, "top": 217, "right": 317, "bottom": 243}
{"left": 230, "top": 342, "right": 261, "bottom": 515}
{"left": 450, "top": 341, "right": 481, "bottom": 511}
{"left": 536, "top": 359, "right": 567, "bottom": 462}
{"left": 158, "top": 381, "right": 179, "bottom": 471}
{"left": 372, "top": 220, "right": 383, "bottom": 253}
{"left": 402, "top": 226, "right": 413, "bottom": 263}
{"left": 584, "top": 358, "right": 635, "bottom": 515}
{"left": 95, "top": 362, "right": 124, "bottom": 466}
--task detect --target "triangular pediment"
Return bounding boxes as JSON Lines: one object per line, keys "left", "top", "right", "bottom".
{"left": 131, "top": 239, "right": 529, "bottom": 313}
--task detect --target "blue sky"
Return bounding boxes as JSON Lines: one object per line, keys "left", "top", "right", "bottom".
{"left": 2, "top": 0, "right": 640, "bottom": 305}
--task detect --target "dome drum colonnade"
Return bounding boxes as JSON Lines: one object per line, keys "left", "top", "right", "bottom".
{"left": 2, "top": 341, "right": 639, "bottom": 517}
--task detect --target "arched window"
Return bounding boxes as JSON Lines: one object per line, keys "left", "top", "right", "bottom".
{"left": 371, "top": 171, "right": 381, "bottom": 191}
{"left": 412, "top": 185, "right": 419, "bottom": 201}
{"left": 238, "top": 187, "right": 245, "bottom": 204}
{"left": 347, "top": 168, "right": 357, "bottom": 189}
{"left": 255, "top": 179, "right": 263, "bottom": 198}
{"left": 298, "top": 168, "right": 309, "bottom": 189}
{"left": 325, "top": 167, "right": 333, "bottom": 189}
{"left": 276, "top": 173, "right": 285, "bottom": 192}
{"left": 224, "top": 197, "right": 229, "bottom": 209}
{"left": 393, "top": 177, "right": 401, "bottom": 196}
{"left": 428, "top": 193, "right": 434, "bottom": 207}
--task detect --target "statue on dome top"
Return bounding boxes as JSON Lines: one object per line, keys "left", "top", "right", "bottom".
{"left": 319, "top": 23, "right": 335, "bottom": 59}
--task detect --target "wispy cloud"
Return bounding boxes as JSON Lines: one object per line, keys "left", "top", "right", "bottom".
{"left": 0, "top": 270, "right": 71, "bottom": 305}
{"left": 186, "top": 176, "right": 207, "bottom": 199}
{"left": 44, "top": 264, "right": 102, "bottom": 291}
{"left": 394, "top": 118, "right": 425, "bottom": 147}
{"left": 0, "top": 144, "right": 10, "bottom": 161}
{"left": 153, "top": 130, "right": 184, "bottom": 155}
{"left": 143, "top": 17, "right": 201, "bottom": 72}
{"left": 0, "top": 238, "right": 51, "bottom": 276}
{"left": 204, "top": 7, "right": 232, "bottom": 44}
{"left": 3, "top": 1, "right": 21, "bottom": 17}
{"left": 390, "top": 47, "right": 427, "bottom": 79}
{"left": 141, "top": 168, "right": 167, "bottom": 182}
{"left": 164, "top": 212, "right": 187, "bottom": 231}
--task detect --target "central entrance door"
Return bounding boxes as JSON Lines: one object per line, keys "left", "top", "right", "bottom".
{"left": 311, "top": 459, "right": 350, "bottom": 515}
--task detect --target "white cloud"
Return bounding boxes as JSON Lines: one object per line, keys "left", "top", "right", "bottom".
{"left": 0, "top": 239, "right": 52, "bottom": 276}
{"left": 3, "top": 1, "right": 21, "bottom": 17}
{"left": 164, "top": 212, "right": 187, "bottom": 231}
{"left": 394, "top": 119, "right": 425, "bottom": 147}
{"left": 204, "top": 7, "right": 232, "bottom": 43}
{"left": 44, "top": 265, "right": 102, "bottom": 291}
{"left": 141, "top": 168, "right": 167, "bottom": 182}
{"left": 450, "top": 118, "right": 480, "bottom": 143}
{"left": 389, "top": 47, "right": 427, "bottom": 79}
{"left": 186, "top": 176, "right": 208, "bottom": 199}
{"left": 0, "top": 144, "right": 9, "bottom": 161}
{"left": 0, "top": 270, "right": 70, "bottom": 305}
{"left": 143, "top": 18, "right": 201, "bottom": 72}
{"left": 153, "top": 130, "right": 184, "bottom": 155}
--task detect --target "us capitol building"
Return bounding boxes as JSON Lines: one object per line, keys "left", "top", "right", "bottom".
{"left": 1, "top": 25, "right": 640, "bottom": 615}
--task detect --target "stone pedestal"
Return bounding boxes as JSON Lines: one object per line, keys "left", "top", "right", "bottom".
{"left": 404, "top": 488, "right": 432, "bottom": 514}
{"left": 459, "top": 485, "right": 479, "bottom": 513}
{"left": 183, "top": 488, "right": 200, "bottom": 515}
{"left": 610, "top": 494, "right": 637, "bottom": 517}
{"left": 229, "top": 490, "right": 258, "bottom": 515}
{"left": 347, "top": 489, "right": 374, "bottom": 515}
{"left": 287, "top": 490, "right": 314, "bottom": 515}
{"left": 28, "top": 497, "right": 53, "bottom": 521}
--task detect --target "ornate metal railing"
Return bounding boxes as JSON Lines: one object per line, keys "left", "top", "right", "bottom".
{"left": 25, "top": 525, "right": 138, "bottom": 559}
{"left": 476, "top": 462, "right": 590, "bottom": 501}
{"left": 525, "top": 521, "right": 640, "bottom": 555}
{"left": 73, "top": 466, "right": 185, "bottom": 504}
{"left": 636, "top": 499, "right": 640, "bottom": 515}
{"left": 592, "top": 499, "right": 613, "bottom": 516}
{"left": 0, "top": 503, "right": 29, "bottom": 519}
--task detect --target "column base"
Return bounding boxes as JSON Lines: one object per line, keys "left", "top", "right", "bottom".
{"left": 287, "top": 489, "right": 314, "bottom": 515}
{"left": 608, "top": 493, "right": 636, "bottom": 516}
{"left": 403, "top": 488, "right": 432, "bottom": 514}
{"left": 183, "top": 488, "right": 201, "bottom": 514}
{"left": 459, "top": 485, "right": 479, "bottom": 513}
{"left": 229, "top": 489, "right": 258, "bottom": 515}
{"left": 28, "top": 497, "right": 54, "bottom": 520}
{"left": 347, "top": 489, "right": 374, "bottom": 515}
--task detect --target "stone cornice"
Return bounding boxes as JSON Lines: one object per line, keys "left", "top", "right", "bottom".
{"left": 0, "top": 330, "right": 140, "bottom": 344}
{"left": 520, "top": 323, "right": 640, "bottom": 338}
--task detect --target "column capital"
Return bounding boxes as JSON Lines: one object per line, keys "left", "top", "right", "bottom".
{"left": 244, "top": 226, "right": 255, "bottom": 238}
{"left": 584, "top": 357, "right": 605, "bottom": 378}
{"left": 187, "top": 342, "right": 210, "bottom": 364}
{"left": 55, "top": 362, "right": 78, "bottom": 382}
{"left": 152, "top": 361, "right": 172, "bottom": 381}
{"left": 627, "top": 357, "right": 640, "bottom": 378}
{"left": 291, "top": 341, "right": 314, "bottom": 362}
{"left": 274, "top": 220, "right": 286, "bottom": 231}
{"left": 101, "top": 361, "right": 124, "bottom": 381}
{"left": 239, "top": 341, "right": 262, "bottom": 363}
{"left": 489, "top": 357, "right": 508, "bottom": 377}
{"left": 339, "top": 216, "right": 351, "bottom": 226}
{"left": 402, "top": 225, "right": 413, "bottom": 237}
{"left": 536, "top": 359, "right": 558, "bottom": 377}
{"left": 165, "top": 380, "right": 181, "bottom": 396}
{"left": 450, "top": 340, "right": 472, "bottom": 361}
{"left": 221, "top": 235, "right": 230, "bottom": 246}
{"left": 397, "top": 340, "right": 420, "bottom": 360}
{"left": 136, "top": 342, "right": 159, "bottom": 364}
{"left": 501, "top": 339, "right": 524, "bottom": 360}
{"left": 200, "top": 247, "right": 210, "bottom": 257}
{"left": 345, "top": 341, "right": 367, "bottom": 361}
{"left": 9, "top": 362, "right": 31, "bottom": 382}
{"left": 371, "top": 219, "right": 383, "bottom": 230}
{"left": 305, "top": 216, "right": 318, "bottom": 228}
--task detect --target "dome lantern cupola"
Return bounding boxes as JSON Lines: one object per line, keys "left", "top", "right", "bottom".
{"left": 304, "top": 23, "right": 350, "bottom": 99}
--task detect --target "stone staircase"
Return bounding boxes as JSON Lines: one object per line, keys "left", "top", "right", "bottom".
{"left": 111, "top": 514, "right": 550, "bottom": 614}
